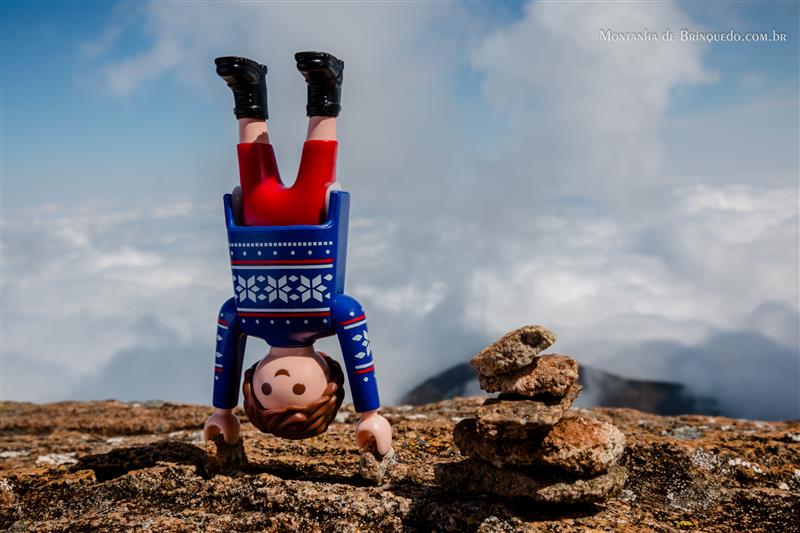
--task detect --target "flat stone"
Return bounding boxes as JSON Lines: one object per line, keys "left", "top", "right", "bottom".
{"left": 471, "top": 325, "right": 557, "bottom": 377}
{"left": 454, "top": 416, "right": 625, "bottom": 475}
{"left": 477, "top": 354, "right": 578, "bottom": 397}
{"left": 475, "top": 384, "right": 581, "bottom": 440}
{"left": 436, "top": 459, "right": 627, "bottom": 504}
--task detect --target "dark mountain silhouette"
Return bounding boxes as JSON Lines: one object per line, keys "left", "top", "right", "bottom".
{"left": 399, "top": 362, "right": 719, "bottom": 416}
{"left": 598, "top": 330, "right": 800, "bottom": 421}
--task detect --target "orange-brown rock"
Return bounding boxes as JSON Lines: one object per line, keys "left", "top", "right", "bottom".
{"left": 477, "top": 354, "right": 579, "bottom": 397}
{"left": 475, "top": 385, "right": 582, "bottom": 440}
{"left": 454, "top": 416, "right": 625, "bottom": 475}
{"left": 437, "top": 459, "right": 628, "bottom": 504}
{"left": 470, "top": 325, "right": 557, "bottom": 377}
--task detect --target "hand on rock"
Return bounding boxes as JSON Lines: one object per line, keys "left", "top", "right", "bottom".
{"left": 355, "top": 411, "right": 392, "bottom": 456}
{"left": 204, "top": 408, "right": 241, "bottom": 444}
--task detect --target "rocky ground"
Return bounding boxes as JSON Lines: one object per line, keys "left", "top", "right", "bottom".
{"left": 0, "top": 399, "right": 798, "bottom": 532}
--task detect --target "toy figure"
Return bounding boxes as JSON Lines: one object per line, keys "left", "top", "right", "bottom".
{"left": 203, "top": 52, "right": 392, "bottom": 456}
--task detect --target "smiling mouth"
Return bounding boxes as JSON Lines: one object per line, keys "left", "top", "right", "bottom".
{"left": 274, "top": 368, "right": 290, "bottom": 378}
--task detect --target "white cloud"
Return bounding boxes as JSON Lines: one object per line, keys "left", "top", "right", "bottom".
{"left": 1, "top": 184, "right": 796, "bottom": 411}
{"left": 3, "top": 2, "right": 797, "bottom": 418}
{"left": 0, "top": 199, "right": 229, "bottom": 398}
{"left": 470, "top": 2, "right": 714, "bottom": 201}
{"left": 357, "top": 281, "right": 448, "bottom": 318}
{"left": 465, "top": 184, "right": 798, "bottom": 353}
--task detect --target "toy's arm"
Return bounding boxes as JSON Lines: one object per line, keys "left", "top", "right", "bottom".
{"left": 332, "top": 294, "right": 392, "bottom": 454}
{"left": 205, "top": 297, "right": 247, "bottom": 443}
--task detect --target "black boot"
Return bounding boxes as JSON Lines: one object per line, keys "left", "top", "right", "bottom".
{"left": 215, "top": 56, "right": 269, "bottom": 120}
{"left": 295, "top": 51, "right": 344, "bottom": 117}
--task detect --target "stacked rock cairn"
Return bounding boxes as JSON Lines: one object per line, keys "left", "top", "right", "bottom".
{"left": 448, "top": 325, "right": 627, "bottom": 504}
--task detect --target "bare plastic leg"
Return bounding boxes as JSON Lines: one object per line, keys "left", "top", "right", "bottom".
{"left": 232, "top": 116, "right": 268, "bottom": 224}
{"left": 306, "top": 116, "right": 336, "bottom": 141}
{"left": 239, "top": 118, "right": 269, "bottom": 144}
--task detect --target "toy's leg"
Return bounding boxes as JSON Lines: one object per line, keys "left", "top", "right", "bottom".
{"left": 331, "top": 294, "right": 380, "bottom": 413}
{"left": 216, "top": 56, "right": 281, "bottom": 226}
{"left": 294, "top": 131, "right": 338, "bottom": 198}
{"left": 240, "top": 117, "right": 269, "bottom": 144}
{"left": 306, "top": 116, "right": 335, "bottom": 141}
{"left": 294, "top": 52, "right": 344, "bottom": 222}
{"left": 212, "top": 297, "right": 248, "bottom": 409}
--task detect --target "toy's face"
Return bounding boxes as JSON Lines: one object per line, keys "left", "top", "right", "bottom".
{"left": 252, "top": 353, "right": 329, "bottom": 410}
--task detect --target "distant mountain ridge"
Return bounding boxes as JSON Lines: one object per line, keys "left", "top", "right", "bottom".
{"left": 399, "top": 361, "right": 719, "bottom": 416}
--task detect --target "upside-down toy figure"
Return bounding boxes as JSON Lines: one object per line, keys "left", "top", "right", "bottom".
{"left": 203, "top": 52, "right": 392, "bottom": 456}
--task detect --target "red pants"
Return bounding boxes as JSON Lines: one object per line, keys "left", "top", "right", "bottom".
{"left": 237, "top": 140, "right": 338, "bottom": 226}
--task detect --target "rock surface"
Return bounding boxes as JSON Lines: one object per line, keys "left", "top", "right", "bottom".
{"left": 454, "top": 416, "right": 625, "bottom": 474}
{"left": 2, "top": 399, "right": 799, "bottom": 532}
{"left": 475, "top": 385, "right": 582, "bottom": 439}
{"left": 437, "top": 459, "right": 628, "bottom": 504}
{"left": 535, "top": 415, "right": 626, "bottom": 475}
{"left": 477, "top": 354, "right": 579, "bottom": 397}
{"left": 470, "top": 325, "right": 557, "bottom": 377}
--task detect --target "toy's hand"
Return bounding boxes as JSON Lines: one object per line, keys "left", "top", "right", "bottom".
{"left": 204, "top": 408, "right": 241, "bottom": 444}
{"left": 355, "top": 411, "right": 392, "bottom": 455}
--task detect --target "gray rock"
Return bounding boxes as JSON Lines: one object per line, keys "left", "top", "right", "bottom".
{"left": 475, "top": 385, "right": 581, "bottom": 440}
{"left": 471, "top": 325, "right": 556, "bottom": 377}
{"left": 436, "top": 459, "right": 627, "bottom": 504}
{"left": 454, "top": 416, "right": 625, "bottom": 475}
{"left": 359, "top": 443, "right": 396, "bottom": 485}
{"left": 477, "top": 354, "right": 578, "bottom": 397}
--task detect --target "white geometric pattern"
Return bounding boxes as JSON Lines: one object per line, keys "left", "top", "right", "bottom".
{"left": 235, "top": 275, "right": 261, "bottom": 303}
{"left": 351, "top": 330, "right": 371, "bottom": 359}
{"left": 299, "top": 275, "right": 328, "bottom": 302}
{"left": 235, "top": 271, "right": 333, "bottom": 306}
{"left": 265, "top": 275, "right": 292, "bottom": 303}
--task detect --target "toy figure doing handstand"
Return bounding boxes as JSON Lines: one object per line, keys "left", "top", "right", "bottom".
{"left": 203, "top": 52, "right": 392, "bottom": 455}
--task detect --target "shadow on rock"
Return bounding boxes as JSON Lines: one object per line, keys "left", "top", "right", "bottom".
{"left": 399, "top": 469, "right": 600, "bottom": 532}
{"left": 205, "top": 433, "right": 248, "bottom": 473}
{"left": 72, "top": 440, "right": 213, "bottom": 481}
{"left": 242, "top": 460, "right": 370, "bottom": 487}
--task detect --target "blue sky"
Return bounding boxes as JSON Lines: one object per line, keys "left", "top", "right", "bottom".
{"left": 1, "top": 1, "right": 798, "bottom": 419}
{"left": 3, "top": 1, "right": 226, "bottom": 205}
{"left": 3, "top": 1, "right": 797, "bottom": 205}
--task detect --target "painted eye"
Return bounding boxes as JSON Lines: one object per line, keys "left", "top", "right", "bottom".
{"left": 261, "top": 383, "right": 272, "bottom": 395}
{"left": 292, "top": 383, "right": 306, "bottom": 395}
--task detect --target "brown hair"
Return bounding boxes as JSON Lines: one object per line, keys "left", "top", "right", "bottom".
{"left": 242, "top": 352, "right": 345, "bottom": 440}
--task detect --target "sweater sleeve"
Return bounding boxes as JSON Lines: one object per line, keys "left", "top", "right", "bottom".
{"left": 332, "top": 294, "right": 380, "bottom": 413}
{"left": 212, "top": 297, "right": 247, "bottom": 409}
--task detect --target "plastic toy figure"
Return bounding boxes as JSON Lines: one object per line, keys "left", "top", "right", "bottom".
{"left": 203, "top": 52, "right": 392, "bottom": 456}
